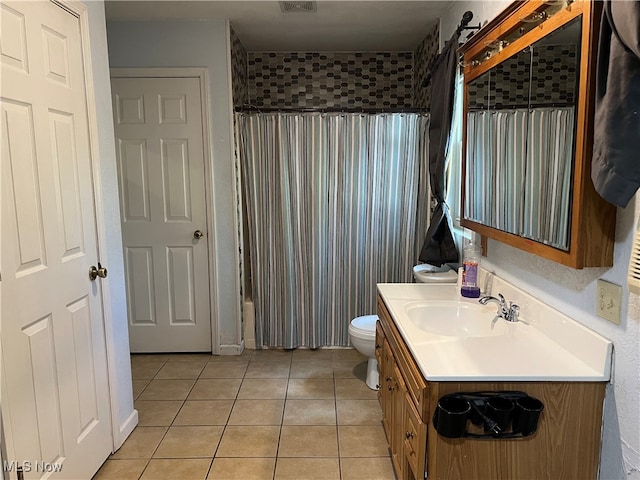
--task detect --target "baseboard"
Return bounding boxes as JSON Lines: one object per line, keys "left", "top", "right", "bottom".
{"left": 219, "top": 340, "right": 245, "bottom": 356}
{"left": 114, "top": 409, "right": 138, "bottom": 451}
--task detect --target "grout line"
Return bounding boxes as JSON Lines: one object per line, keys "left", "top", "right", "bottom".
{"left": 125, "top": 351, "right": 371, "bottom": 480}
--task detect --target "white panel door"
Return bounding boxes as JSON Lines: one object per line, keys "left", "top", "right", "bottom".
{"left": 111, "top": 77, "right": 211, "bottom": 352}
{"left": 1, "top": 1, "right": 112, "bottom": 479}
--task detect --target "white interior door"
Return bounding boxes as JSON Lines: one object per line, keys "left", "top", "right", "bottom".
{"left": 111, "top": 76, "right": 212, "bottom": 352}
{"left": 1, "top": 1, "right": 112, "bottom": 479}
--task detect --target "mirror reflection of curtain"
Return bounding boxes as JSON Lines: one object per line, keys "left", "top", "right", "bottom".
{"left": 525, "top": 108, "right": 574, "bottom": 249}
{"left": 237, "top": 112, "right": 430, "bottom": 348}
{"left": 466, "top": 107, "right": 574, "bottom": 250}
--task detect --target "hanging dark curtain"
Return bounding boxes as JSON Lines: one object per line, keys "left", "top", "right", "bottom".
{"left": 419, "top": 33, "right": 461, "bottom": 266}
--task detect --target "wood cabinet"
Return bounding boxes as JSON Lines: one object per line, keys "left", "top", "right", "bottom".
{"left": 376, "top": 295, "right": 607, "bottom": 480}
{"left": 459, "top": 0, "right": 616, "bottom": 268}
{"left": 376, "top": 297, "right": 427, "bottom": 480}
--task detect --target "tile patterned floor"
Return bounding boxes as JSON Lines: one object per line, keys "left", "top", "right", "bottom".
{"left": 93, "top": 349, "right": 397, "bottom": 480}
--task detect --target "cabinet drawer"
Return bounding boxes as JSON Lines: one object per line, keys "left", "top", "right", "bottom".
{"left": 397, "top": 347, "right": 427, "bottom": 417}
{"left": 404, "top": 393, "right": 426, "bottom": 479}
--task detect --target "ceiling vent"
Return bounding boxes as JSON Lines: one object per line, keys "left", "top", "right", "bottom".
{"left": 279, "top": 1, "right": 317, "bottom": 13}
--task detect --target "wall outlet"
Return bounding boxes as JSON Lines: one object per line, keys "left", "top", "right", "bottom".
{"left": 596, "top": 279, "right": 622, "bottom": 325}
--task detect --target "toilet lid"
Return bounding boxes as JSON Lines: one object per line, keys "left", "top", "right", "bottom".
{"left": 350, "top": 315, "right": 378, "bottom": 335}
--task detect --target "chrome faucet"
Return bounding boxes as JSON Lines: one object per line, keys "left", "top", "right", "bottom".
{"left": 479, "top": 293, "right": 520, "bottom": 322}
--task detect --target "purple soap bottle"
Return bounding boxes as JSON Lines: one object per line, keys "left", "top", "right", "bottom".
{"left": 461, "top": 240, "right": 481, "bottom": 298}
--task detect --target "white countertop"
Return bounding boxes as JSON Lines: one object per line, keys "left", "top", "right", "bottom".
{"left": 377, "top": 283, "right": 613, "bottom": 382}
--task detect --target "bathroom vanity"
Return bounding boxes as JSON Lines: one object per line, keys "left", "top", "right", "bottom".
{"left": 376, "top": 281, "right": 612, "bottom": 480}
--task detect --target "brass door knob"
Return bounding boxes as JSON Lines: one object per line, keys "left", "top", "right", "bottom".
{"left": 193, "top": 229, "right": 204, "bottom": 240}
{"left": 89, "top": 263, "right": 108, "bottom": 281}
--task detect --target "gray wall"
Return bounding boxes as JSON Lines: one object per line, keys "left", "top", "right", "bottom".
{"left": 441, "top": 2, "right": 640, "bottom": 478}
{"left": 106, "top": 20, "right": 242, "bottom": 351}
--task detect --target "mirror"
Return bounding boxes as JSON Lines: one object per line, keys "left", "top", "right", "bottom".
{"left": 465, "top": 17, "right": 581, "bottom": 250}
{"left": 460, "top": 1, "right": 616, "bottom": 268}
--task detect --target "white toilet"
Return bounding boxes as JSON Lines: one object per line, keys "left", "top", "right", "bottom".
{"left": 348, "top": 315, "right": 379, "bottom": 389}
{"left": 348, "top": 263, "right": 458, "bottom": 390}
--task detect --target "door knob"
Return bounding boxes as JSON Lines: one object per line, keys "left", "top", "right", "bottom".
{"left": 89, "top": 263, "right": 108, "bottom": 281}
{"left": 193, "top": 229, "right": 204, "bottom": 240}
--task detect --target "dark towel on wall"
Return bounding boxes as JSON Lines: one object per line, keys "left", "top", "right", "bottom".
{"left": 592, "top": 0, "right": 640, "bottom": 208}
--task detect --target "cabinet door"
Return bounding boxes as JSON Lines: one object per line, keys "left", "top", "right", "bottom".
{"left": 380, "top": 339, "right": 394, "bottom": 442}
{"left": 391, "top": 362, "right": 407, "bottom": 479}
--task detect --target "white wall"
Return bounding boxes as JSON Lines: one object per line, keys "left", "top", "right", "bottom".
{"left": 440, "top": 2, "right": 640, "bottom": 479}
{"left": 106, "top": 20, "right": 242, "bottom": 352}
{"left": 85, "top": 1, "right": 136, "bottom": 449}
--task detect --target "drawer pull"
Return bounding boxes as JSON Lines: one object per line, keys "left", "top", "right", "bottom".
{"left": 406, "top": 431, "right": 415, "bottom": 439}
{"left": 375, "top": 343, "right": 382, "bottom": 349}
{"left": 385, "top": 376, "right": 392, "bottom": 382}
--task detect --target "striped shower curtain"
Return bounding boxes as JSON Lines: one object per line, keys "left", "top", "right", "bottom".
{"left": 237, "top": 112, "right": 430, "bottom": 348}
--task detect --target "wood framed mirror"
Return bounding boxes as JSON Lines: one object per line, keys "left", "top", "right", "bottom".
{"left": 459, "top": 0, "right": 616, "bottom": 268}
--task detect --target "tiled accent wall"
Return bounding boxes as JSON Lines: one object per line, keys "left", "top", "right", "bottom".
{"left": 247, "top": 52, "right": 414, "bottom": 109}
{"left": 468, "top": 44, "right": 578, "bottom": 110}
{"left": 413, "top": 21, "right": 440, "bottom": 110}
{"left": 230, "top": 26, "right": 249, "bottom": 107}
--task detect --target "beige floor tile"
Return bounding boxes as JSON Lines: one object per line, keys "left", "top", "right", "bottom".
{"left": 167, "top": 353, "right": 212, "bottom": 365}
{"left": 278, "top": 425, "right": 338, "bottom": 457}
{"left": 237, "top": 378, "right": 288, "bottom": 399}
{"left": 208, "top": 351, "right": 252, "bottom": 363}
{"left": 132, "top": 380, "right": 150, "bottom": 400}
{"left": 335, "top": 378, "right": 378, "bottom": 399}
{"left": 111, "top": 427, "right": 167, "bottom": 459}
{"left": 92, "top": 459, "right": 147, "bottom": 480}
{"left": 131, "top": 362, "right": 165, "bottom": 380}
{"left": 135, "top": 400, "right": 183, "bottom": 426}
{"left": 228, "top": 399, "right": 284, "bottom": 425}
{"left": 207, "top": 458, "right": 275, "bottom": 480}
{"left": 338, "top": 425, "right": 390, "bottom": 457}
{"left": 287, "top": 379, "right": 334, "bottom": 399}
{"left": 282, "top": 399, "right": 336, "bottom": 425}
{"left": 154, "top": 426, "right": 224, "bottom": 458}
{"left": 200, "top": 362, "right": 248, "bottom": 378}
{"left": 244, "top": 361, "right": 291, "bottom": 378}
{"left": 216, "top": 426, "right": 280, "bottom": 457}
{"left": 250, "top": 349, "right": 292, "bottom": 362}
{"left": 131, "top": 354, "right": 170, "bottom": 365}
{"left": 341, "top": 457, "right": 397, "bottom": 480}
{"left": 173, "top": 400, "right": 234, "bottom": 426}
{"left": 188, "top": 379, "right": 242, "bottom": 400}
{"left": 155, "top": 362, "right": 205, "bottom": 379}
{"left": 291, "top": 349, "right": 334, "bottom": 362}
{"left": 332, "top": 349, "right": 367, "bottom": 364}
{"left": 289, "top": 361, "right": 334, "bottom": 379}
{"left": 137, "top": 379, "right": 196, "bottom": 401}
{"left": 333, "top": 361, "right": 368, "bottom": 380}
{"left": 139, "top": 459, "right": 211, "bottom": 480}
{"left": 336, "top": 399, "right": 382, "bottom": 425}
{"left": 274, "top": 458, "right": 340, "bottom": 480}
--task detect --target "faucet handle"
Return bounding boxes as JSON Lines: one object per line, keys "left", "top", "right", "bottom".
{"left": 508, "top": 303, "right": 520, "bottom": 322}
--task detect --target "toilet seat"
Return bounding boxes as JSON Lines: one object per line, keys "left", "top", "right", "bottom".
{"left": 349, "top": 315, "right": 377, "bottom": 338}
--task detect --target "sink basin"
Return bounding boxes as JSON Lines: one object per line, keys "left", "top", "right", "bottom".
{"left": 403, "top": 300, "right": 508, "bottom": 338}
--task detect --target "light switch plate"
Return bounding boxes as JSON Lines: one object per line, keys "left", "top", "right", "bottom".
{"left": 596, "top": 279, "right": 622, "bottom": 325}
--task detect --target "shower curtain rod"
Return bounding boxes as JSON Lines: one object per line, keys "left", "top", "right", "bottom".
{"left": 234, "top": 106, "right": 428, "bottom": 114}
